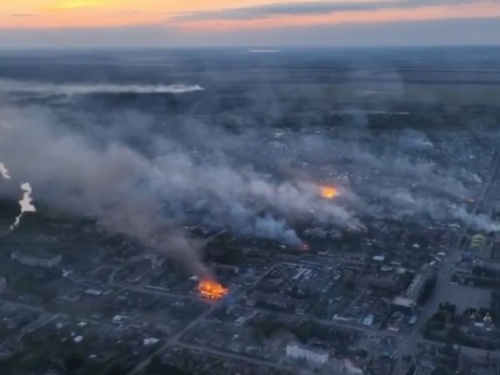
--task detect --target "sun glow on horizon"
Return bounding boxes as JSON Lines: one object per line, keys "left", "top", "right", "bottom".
{"left": 43, "top": 0, "right": 109, "bottom": 11}
{"left": 1, "top": 0, "right": 500, "bottom": 40}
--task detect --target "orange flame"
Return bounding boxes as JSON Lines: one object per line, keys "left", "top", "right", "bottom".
{"left": 320, "top": 186, "right": 338, "bottom": 199}
{"left": 198, "top": 279, "right": 228, "bottom": 300}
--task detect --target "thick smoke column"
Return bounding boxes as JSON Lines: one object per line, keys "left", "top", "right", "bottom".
{"left": 0, "top": 110, "right": 209, "bottom": 277}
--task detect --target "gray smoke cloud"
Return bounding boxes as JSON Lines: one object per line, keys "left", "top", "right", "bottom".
{"left": 0, "top": 106, "right": 211, "bottom": 277}
{"left": 0, "top": 101, "right": 363, "bottom": 277}
{"left": 1, "top": 79, "right": 499, "bottom": 282}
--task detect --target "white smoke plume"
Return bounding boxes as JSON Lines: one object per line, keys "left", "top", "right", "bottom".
{"left": 10, "top": 182, "right": 36, "bottom": 231}
{"left": 0, "top": 79, "right": 204, "bottom": 95}
{"left": 0, "top": 162, "right": 10, "bottom": 180}
{"left": 0, "top": 161, "right": 36, "bottom": 230}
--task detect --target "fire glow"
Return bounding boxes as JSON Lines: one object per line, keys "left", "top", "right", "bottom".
{"left": 320, "top": 185, "right": 338, "bottom": 199}
{"left": 198, "top": 279, "right": 228, "bottom": 300}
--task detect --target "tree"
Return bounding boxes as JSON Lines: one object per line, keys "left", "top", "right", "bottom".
{"left": 107, "top": 364, "right": 126, "bottom": 375}
{"left": 447, "top": 303, "right": 457, "bottom": 315}
{"left": 254, "top": 314, "right": 281, "bottom": 338}
{"left": 64, "top": 351, "right": 85, "bottom": 373}
{"left": 432, "top": 365, "right": 447, "bottom": 375}
{"left": 345, "top": 279, "right": 355, "bottom": 291}
{"left": 294, "top": 321, "right": 314, "bottom": 343}
{"left": 148, "top": 354, "right": 162, "bottom": 372}
{"left": 479, "top": 307, "right": 489, "bottom": 317}
{"left": 447, "top": 327, "right": 461, "bottom": 341}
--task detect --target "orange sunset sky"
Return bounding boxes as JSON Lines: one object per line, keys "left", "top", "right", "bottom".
{"left": 1, "top": 0, "right": 500, "bottom": 48}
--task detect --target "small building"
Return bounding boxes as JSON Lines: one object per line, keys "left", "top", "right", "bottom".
{"left": 84, "top": 289, "right": 102, "bottom": 297}
{"left": 11, "top": 251, "right": 62, "bottom": 268}
{"left": 235, "top": 316, "right": 249, "bottom": 326}
{"left": 406, "top": 274, "right": 426, "bottom": 301}
{"left": 470, "top": 234, "right": 487, "bottom": 250}
{"left": 295, "top": 301, "right": 310, "bottom": 315}
{"left": 406, "top": 264, "right": 434, "bottom": 301}
{"left": 286, "top": 343, "right": 329, "bottom": 366}
{"left": 363, "top": 314, "right": 374, "bottom": 326}
{"left": 391, "top": 296, "right": 415, "bottom": 315}
{"left": 363, "top": 274, "right": 398, "bottom": 292}
{"left": 212, "top": 263, "right": 240, "bottom": 275}
{"left": 246, "top": 291, "right": 262, "bottom": 307}
{"left": 454, "top": 264, "right": 473, "bottom": 274}
{"left": 387, "top": 312, "right": 405, "bottom": 332}
{"left": 144, "top": 252, "right": 163, "bottom": 269}
{"left": 266, "top": 293, "right": 289, "bottom": 310}
{"left": 59, "top": 290, "right": 81, "bottom": 302}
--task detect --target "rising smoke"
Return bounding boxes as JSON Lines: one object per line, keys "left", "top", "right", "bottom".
{"left": 0, "top": 100, "right": 359, "bottom": 276}
{"left": 0, "top": 162, "right": 11, "bottom": 180}
{"left": 0, "top": 79, "right": 204, "bottom": 96}
{"left": 10, "top": 182, "right": 36, "bottom": 231}
{"left": 0, "top": 78, "right": 499, "bottom": 275}
{"left": 0, "top": 161, "right": 37, "bottom": 231}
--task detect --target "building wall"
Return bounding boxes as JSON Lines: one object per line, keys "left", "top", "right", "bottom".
{"left": 11, "top": 252, "right": 62, "bottom": 268}
{"left": 0, "top": 276, "right": 6, "bottom": 292}
{"left": 286, "top": 344, "right": 329, "bottom": 365}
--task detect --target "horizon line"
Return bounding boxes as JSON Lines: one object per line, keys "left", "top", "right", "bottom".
{"left": 1, "top": 44, "right": 500, "bottom": 52}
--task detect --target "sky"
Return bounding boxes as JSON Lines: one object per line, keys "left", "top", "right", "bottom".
{"left": 0, "top": 0, "right": 500, "bottom": 48}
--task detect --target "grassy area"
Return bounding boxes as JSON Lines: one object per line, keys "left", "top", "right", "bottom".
{"left": 260, "top": 82, "right": 500, "bottom": 107}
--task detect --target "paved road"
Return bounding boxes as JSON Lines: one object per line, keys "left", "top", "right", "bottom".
{"left": 7, "top": 162, "right": 500, "bottom": 375}
{"left": 0, "top": 299, "right": 46, "bottom": 313}
{"left": 126, "top": 304, "right": 219, "bottom": 374}
{"left": 125, "top": 263, "right": 286, "bottom": 374}
{"left": 177, "top": 342, "right": 294, "bottom": 371}
{"left": 126, "top": 287, "right": 244, "bottom": 375}
{"left": 249, "top": 305, "right": 386, "bottom": 337}
{"left": 393, "top": 148, "right": 500, "bottom": 374}
{"left": 109, "top": 282, "right": 200, "bottom": 301}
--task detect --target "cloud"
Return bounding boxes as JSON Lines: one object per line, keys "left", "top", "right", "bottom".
{"left": 170, "top": 0, "right": 480, "bottom": 22}
{"left": 0, "top": 17, "right": 499, "bottom": 49}
{"left": 0, "top": 26, "right": 180, "bottom": 49}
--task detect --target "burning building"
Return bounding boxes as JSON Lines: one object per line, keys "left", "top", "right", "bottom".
{"left": 320, "top": 185, "right": 339, "bottom": 199}
{"left": 198, "top": 279, "right": 228, "bottom": 300}
{"left": 299, "top": 242, "right": 310, "bottom": 252}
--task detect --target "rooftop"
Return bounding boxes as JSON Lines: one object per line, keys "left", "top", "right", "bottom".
{"left": 392, "top": 296, "right": 415, "bottom": 308}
